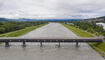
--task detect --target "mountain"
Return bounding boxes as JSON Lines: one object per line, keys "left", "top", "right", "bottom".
{"left": 0, "top": 16, "right": 105, "bottom": 22}
{"left": 0, "top": 18, "right": 9, "bottom": 21}
{"left": 0, "top": 18, "right": 82, "bottom": 22}
{"left": 84, "top": 16, "right": 105, "bottom": 21}
{"left": 8, "top": 18, "right": 82, "bottom": 22}
{"left": 34, "top": 19, "right": 82, "bottom": 22}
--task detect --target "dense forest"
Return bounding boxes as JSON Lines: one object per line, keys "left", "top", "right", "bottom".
{"left": 70, "top": 22, "right": 105, "bottom": 36}
{"left": 0, "top": 21, "right": 48, "bottom": 34}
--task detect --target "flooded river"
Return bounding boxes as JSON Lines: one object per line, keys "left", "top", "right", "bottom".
{"left": 0, "top": 23, "right": 104, "bottom": 60}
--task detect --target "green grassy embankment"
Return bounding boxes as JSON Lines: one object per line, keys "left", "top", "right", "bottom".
{"left": 62, "top": 23, "right": 94, "bottom": 37}
{"left": 0, "top": 23, "right": 48, "bottom": 37}
{"left": 89, "top": 42, "right": 105, "bottom": 57}
{"left": 62, "top": 23, "right": 105, "bottom": 57}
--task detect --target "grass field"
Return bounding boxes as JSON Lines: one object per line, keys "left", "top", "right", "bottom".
{"left": 62, "top": 23, "right": 94, "bottom": 37}
{"left": 0, "top": 23, "right": 48, "bottom": 37}
{"left": 62, "top": 23, "right": 105, "bottom": 57}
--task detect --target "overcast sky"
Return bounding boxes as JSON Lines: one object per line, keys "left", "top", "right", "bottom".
{"left": 0, "top": 0, "right": 105, "bottom": 19}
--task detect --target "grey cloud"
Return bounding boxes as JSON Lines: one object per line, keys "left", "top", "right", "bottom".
{"left": 0, "top": 0, "right": 105, "bottom": 19}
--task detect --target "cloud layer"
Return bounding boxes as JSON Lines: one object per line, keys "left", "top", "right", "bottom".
{"left": 0, "top": 0, "right": 105, "bottom": 19}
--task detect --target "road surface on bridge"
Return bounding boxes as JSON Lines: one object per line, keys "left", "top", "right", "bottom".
{"left": 0, "top": 23, "right": 104, "bottom": 60}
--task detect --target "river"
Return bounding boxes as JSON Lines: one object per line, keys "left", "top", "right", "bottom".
{"left": 0, "top": 23, "right": 104, "bottom": 60}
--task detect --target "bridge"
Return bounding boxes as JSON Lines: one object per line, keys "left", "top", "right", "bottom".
{"left": 0, "top": 37, "right": 103, "bottom": 47}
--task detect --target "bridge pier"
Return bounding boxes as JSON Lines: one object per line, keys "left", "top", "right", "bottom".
{"left": 40, "top": 42, "right": 42, "bottom": 47}
{"left": 58, "top": 42, "right": 60, "bottom": 48}
{"left": 23, "top": 41, "right": 26, "bottom": 47}
{"left": 76, "top": 42, "right": 79, "bottom": 47}
{"left": 5, "top": 42, "right": 9, "bottom": 47}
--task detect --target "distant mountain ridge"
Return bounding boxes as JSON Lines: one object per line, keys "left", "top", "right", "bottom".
{"left": 84, "top": 16, "right": 105, "bottom": 21}
{"left": 0, "top": 18, "right": 82, "bottom": 22}
{"left": 0, "top": 18, "right": 9, "bottom": 21}
{"left": 0, "top": 16, "right": 105, "bottom": 22}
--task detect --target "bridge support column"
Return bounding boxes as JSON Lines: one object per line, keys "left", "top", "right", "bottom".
{"left": 40, "top": 42, "right": 42, "bottom": 47}
{"left": 76, "top": 42, "right": 79, "bottom": 47}
{"left": 5, "top": 42, "right": 9, "bottom": 47}
{"left": 58, "top": 42, "right": 60, "bottom": 48}
{"left": 23, "top": 41, "right": 26, "bottom": 47}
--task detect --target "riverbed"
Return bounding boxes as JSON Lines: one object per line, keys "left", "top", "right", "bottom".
{"left": 0, "top": 23, "right": 104, "bottom": 60}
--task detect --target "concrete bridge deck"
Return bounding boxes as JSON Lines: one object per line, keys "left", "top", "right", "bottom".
{"left": 0, "top": 37, "right": 103, "bottom": 47}
{"left": 0, "top": 37, "right": 103, "bottom": 42}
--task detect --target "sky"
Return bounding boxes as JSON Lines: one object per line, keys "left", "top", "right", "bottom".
{"left": 0, "top": 0, "right": 105, "bottom": 19}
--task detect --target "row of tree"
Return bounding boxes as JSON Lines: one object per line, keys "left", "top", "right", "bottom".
{"left": 0, "top": 21, "right": 48, "bottom": 34}
{"left": 69, "top": 22, "right": 105, "bottom": 36}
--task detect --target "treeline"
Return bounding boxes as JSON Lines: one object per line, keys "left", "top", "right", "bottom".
{"left": 0, "top": 21, "right": 48, "bottom": 34}
{"left": 69, "top": 22, "right": 105, "bottom": 36}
